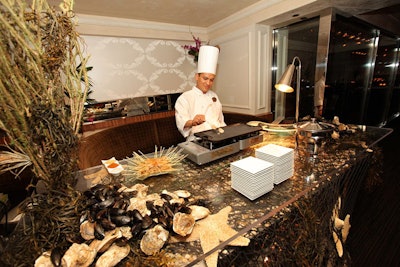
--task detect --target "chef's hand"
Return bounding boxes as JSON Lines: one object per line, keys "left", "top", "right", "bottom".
{"left": 191, "top": 114, "right": 205, "bottom": 126}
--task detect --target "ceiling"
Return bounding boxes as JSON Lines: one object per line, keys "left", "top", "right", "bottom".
{"left": 48, "top": 0, "right": 400, "bottom": 36}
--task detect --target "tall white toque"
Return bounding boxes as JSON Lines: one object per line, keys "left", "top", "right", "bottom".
{"left": 197, "top": 45, "right": 219, "bottom": 75}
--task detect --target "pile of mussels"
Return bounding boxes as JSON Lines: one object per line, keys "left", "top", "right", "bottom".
{"left": 35, "top": 182, "right": 211, "bottom": 266}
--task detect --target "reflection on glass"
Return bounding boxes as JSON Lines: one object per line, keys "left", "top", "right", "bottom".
{"left": 365, "top": 35, "right": 399, "bottom": 125}
{"left": 325, "top": 15, "right": 378, "bottom": 124}
{"left": 388, "top": 46, "right": 400, "bottom": 120}
{"left": 83, "top": 93, "right": 180, "bottom": 123}
{"left": 272, "top": 18, "right": 319, "bottom": 122}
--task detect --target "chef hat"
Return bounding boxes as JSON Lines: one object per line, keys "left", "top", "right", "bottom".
{"left": 197, "top": 45, "right": 219, "bottom": 75}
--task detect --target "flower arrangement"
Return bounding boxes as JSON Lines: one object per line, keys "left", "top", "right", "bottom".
{"left": 183, "top": 34, "right": 202, "bottom": 62}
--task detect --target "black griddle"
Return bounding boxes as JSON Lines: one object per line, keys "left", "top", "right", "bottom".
{"left": 194, "top": 123, "right": 262, "bottom": 142}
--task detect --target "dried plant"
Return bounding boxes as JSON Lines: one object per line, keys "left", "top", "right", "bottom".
{"left": 0, "top": 0, "right": 90, "bottom": 190}
{"left": 0, "top": 0, "right": 91, "bottom": 265}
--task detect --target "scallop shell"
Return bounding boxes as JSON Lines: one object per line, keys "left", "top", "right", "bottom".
{"left": 140, "top": 225, "right": 169, "bottom": 255}
{"left": 189, "top": 205, "right": 210, "bottom": 221}
{"left": 172, "top": 212, "right": 195, "bottom": 236}
{"left": 95, "top": 243, "right": 130, "bottom": 267}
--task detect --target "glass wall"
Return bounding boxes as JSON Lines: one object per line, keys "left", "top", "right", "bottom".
{"left": 365, "top": 35, "right": 399, "bottom": 126}
{"left": 272, "top": 18, "right": 320, "bottom": 122}
{"left": 389, "top": 51, "right": 400, "bottom": 120}
{"left": 273, "top": 12, "right": 400, "bottom": 126}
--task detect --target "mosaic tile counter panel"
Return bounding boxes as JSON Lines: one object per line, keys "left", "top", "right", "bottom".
{"left": 78, "top": 126, "right": 391, "bottom": 266}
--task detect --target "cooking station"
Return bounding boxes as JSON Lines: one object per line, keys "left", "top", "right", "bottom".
{"left": 178, "top": 123, "right": 263, "bottom": 164}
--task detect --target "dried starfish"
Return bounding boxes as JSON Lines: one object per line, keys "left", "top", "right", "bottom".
{"left": 170, "top": 206, "right": 250, "bottom": 267}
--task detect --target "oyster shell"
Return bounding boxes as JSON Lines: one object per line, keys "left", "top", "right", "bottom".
{"left": 61, "top": 243, "right": 96, "bottom": 267}
{"left": 80, "top": 220, "right": 95, "bottom": 241}
{"left": 189, "top": 205, "right": 210, "bottom": 221}
{"left": 173, "top": 189, "right": 191, "bottom": 198}
{"left": 140, "top": 225, "right": 169, "bottom": 255}
{"left": 89, "top": 228, "right": 122, "bottom": 253}
{"left": 95, "top": 243, "right": 130, "bottom": 267}
{"left": 172, "top": 212, "right": 195, "bottom": 236}
{"left": 34, "top": 251, "right": 53, "bottom": 267}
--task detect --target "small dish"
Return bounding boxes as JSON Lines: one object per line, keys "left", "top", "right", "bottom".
{"left": 101, "top": 157, "right": 124, "bottom": 176}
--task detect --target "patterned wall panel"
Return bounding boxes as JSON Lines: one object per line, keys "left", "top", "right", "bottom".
{"left": 82, "top": 35, "right": 197, "bottom": 102}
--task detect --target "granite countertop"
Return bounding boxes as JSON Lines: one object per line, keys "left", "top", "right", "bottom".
{"left": 77, "top": 125, "right": 392, "bottom": 265}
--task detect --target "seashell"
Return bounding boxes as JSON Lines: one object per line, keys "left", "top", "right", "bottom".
{"left": 50, "top": 247, "right": 63, "bottom": 267}
{"left": 153, "top": 198, "right": 166, "bottom": 207}
{"left": 169, "top": 198, "right": 185, "bottom": 205}
{"left": 331, "top": 131, "right": 340, "bottom": 140}
{"left": 130, "top": 222, "right": 143, "bottom": 237}
{"left": 61, "top": 243, "right": 97, "bottom": 267}
{"left": 80, "top": 221, "right": 95, "bottom": 241}
{"left": 342, "top": 214, "right": 351, "bottom": 243}
{"left": 111, "top": 215, "right": 131, "bottom": 227}
{"left": 161, "top": 190, "right": 179, "bottom": 200}
{"left": 172, "top": 212, "right": 195, "bottom": 236}
{"left": 119, "top": 226, "right": 133, "bottom": 240}
{"left": 94, "top": 222, "right": 105, "bottom": 240}
{"left": 332, "top": 231, "right": 343, "bottom": 257}
{"left": 130, "top": 183, "right": 149, "bottom": 198}
{"left": 141, "top": 215, "right": 154, "bottom": 229}
{"left": 100, "top": 218, "right": 117, "bottom": 231}
{"left": 127, "top": 197, "right": 150, "bottom": 217}
{"left": 334, "top": 217, "right": 344, "bottom": 230}
{"left": 188, "top": 205, "right": 210, "bottom": 221}
{"left": 34, "top": 251, "right": 53, "bottom": 267}
{"left": 332, "top": 116, "right": 340, "bottom": 125}
{"left": 95, "top": 243, "right": 130, "bottom": 267}
{"left": 140, "top": 225, "right": 169, "bottom": 255}
{"left": 173, "top": 190, "right": 191, "bottom": 198}
{"left": 338, "top": 123, "right": 348, "bottom": 131}
{"left": 89, "top": 228, "right": 123, "bottom": 253}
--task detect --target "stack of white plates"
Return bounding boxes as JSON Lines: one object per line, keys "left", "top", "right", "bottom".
{"left": 230, "top": 156, "right": 274, "bottom": 200}
{"left": 255, "top": 144, "right": 294, "bottom": 184}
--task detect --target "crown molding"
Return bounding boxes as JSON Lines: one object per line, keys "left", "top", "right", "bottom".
{"left": 76, "top": 14, "right": 207, "bottom": 40}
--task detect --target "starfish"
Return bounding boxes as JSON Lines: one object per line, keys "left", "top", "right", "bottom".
{"left": 170, "top": 206, "right": 250, "bottom": 267}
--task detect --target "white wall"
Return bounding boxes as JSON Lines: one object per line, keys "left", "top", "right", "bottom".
{"left": 76, "top": 0, "right": 319, "bottom": 115}
{"left": 82, "top": 35, "right": 197, "bottom": 102}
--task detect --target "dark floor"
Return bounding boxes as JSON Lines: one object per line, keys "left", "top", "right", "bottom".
{"left": 349, "top": 116, "right": 400, "bottom": 266}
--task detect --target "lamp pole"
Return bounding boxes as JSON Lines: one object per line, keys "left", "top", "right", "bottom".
{"left": 293, "top": 56, "right": 301, "bottom": 123}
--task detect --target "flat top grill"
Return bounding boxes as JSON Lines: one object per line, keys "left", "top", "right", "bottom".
{"left": 194, "top": 123, "right": 262, "bottom": 147}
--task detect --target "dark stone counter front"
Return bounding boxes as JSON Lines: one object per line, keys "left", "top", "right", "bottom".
{"left": 77, "top": 125, "right": 391, "bottom": 266}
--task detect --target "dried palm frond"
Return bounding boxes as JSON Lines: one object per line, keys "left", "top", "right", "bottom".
{"left": 0, "top": 147, "right": 32, "bottom": 177}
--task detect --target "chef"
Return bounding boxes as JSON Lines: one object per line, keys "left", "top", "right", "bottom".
{"left": 175, "top": 45, "right": 226, "bottom": 141}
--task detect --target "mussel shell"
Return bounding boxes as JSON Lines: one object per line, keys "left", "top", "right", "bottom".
{"left": 160, "top": 193, "right": 173, "bottom": 201}
{"left": 50, "top": 247, "right": 63, "bottom": 267}
{"left": 94, "top": 198, "right": 115, "bottom": 209}
{"left": 141, "top": 215, "right": 154, "bottom": 229}
{"left": 100, "top": 218, "right": 116, "bottom": 231}
{"left": 111, "top": 215, "right": 132, "bottom": 227}
{"left": 129, "top": 209, "right": 143, "bottom": 221}
{"left": 94, "top": 222, "right": 105, "bottom": 240}
{"left": 109, "top": 208, "right": 125, "bottom": 216}
{"left": 80, "top": 210, "right": 89, "bottom": 224}
{"left": 114, "top": 237, "right": 129, "bottom": 247}
{"left": 131, "top": 222, "right": 143, "bottom": 237}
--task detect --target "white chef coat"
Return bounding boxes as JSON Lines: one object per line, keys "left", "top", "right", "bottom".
{"left": 175, "top": 86, "right": 226, "bottom": 140}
